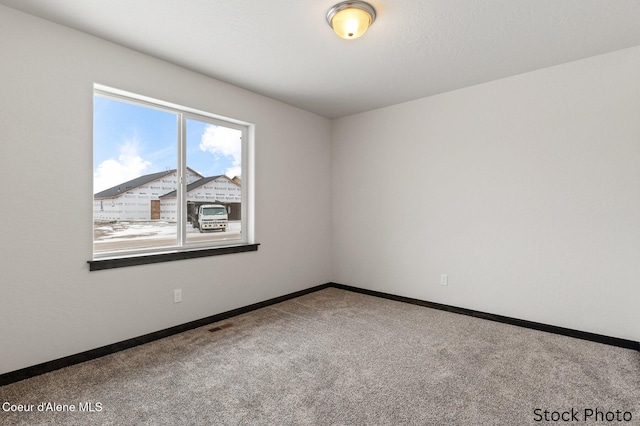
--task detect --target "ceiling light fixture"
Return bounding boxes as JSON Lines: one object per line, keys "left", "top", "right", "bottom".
{"left": 326, "top": 1, "right": 376, "bottom": 40}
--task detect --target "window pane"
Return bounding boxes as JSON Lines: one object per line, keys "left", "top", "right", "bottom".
{"left": 185, "top": 118, "right": 242, "bottom": 244}
{"left": 93, "top": 95, "right": 178, "bottom": 254}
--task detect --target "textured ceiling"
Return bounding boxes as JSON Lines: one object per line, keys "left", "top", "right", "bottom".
{"left": 2, "top": 0, "right": 640, "bottom": 118}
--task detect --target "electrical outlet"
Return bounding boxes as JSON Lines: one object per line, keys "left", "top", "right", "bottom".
{"left": 174, "top": 289, "right": 182, "bottom": 303}
{"left": 440, "top": 274, "right": 448, "bottom": 286}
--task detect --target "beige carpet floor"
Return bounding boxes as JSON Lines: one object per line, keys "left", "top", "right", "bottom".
{"left": 1, "top": 288, "right": 638, "bottom": 425}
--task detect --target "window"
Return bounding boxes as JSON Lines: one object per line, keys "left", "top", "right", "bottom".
{"left": 90, "top": 84, "right": 255, "bottom": 270}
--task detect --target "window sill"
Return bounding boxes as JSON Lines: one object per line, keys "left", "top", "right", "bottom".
{"left": 88, "top": 243, "right": 259, "bottom": 271}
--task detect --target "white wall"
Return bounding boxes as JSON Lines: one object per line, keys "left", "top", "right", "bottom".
{"left": 0, "top": 6, "right": 331, "bottom": 374}
{"left": 331, "top": 46, "right": 640, "bottom": 342}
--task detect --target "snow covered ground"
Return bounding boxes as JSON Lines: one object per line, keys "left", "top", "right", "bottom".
{"left": 93, "top": 221, "right": 242, "bottom": 253}
{"left": 94, "top": 221, "right": 241, "bottom": 241}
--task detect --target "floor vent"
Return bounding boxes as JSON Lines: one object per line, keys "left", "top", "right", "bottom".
{"left": 209, "top": 323, "right": 234, "bottom": 333}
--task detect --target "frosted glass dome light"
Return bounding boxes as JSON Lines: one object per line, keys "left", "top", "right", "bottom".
{"left": 326, "top": 1, "right": 376, "bottom": 40}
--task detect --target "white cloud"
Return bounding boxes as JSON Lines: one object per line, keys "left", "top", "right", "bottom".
{"left": 224, "top": 166, "right": 242, "bottom": 179}
{"left": 199, "top": 125, "right": 242, "bottom": 178}
{"left": 94, "top": 138, "right": 151, "bottom": 193}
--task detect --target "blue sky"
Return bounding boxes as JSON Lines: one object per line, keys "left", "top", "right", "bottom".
{"left": 93, "top": 96, "right": 241, "bottom": 193}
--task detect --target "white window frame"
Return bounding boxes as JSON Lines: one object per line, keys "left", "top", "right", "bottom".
{"left": 91, "top": 84, "right": 255, "bottom": 267}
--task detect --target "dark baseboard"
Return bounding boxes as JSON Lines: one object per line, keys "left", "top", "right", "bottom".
{"left": 0, "top": 283, "right": 331, "bottom": 386}
{"left": 330, "top": 282, "right": 640, "bottom": 352}
{"left": 2, "top": 281, "right": 637, "bottom": 386}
